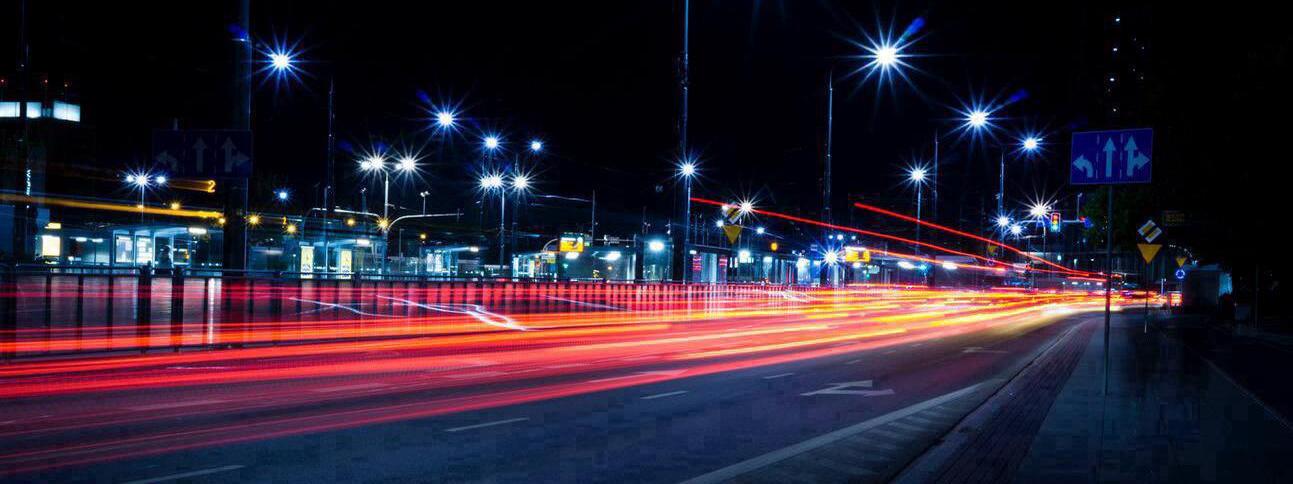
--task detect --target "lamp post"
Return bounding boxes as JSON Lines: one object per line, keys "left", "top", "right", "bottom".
{"left": 677, "top": 159, "right": 697, "bottom": 282}
{"left": 125, "top": 173, "right": 165, "bottom": 224}
{"left": 908, "top": 167, "right": 927, "bottom": 253}
{"left": 479, "top": 173, "right": 506, "bottom": 267}
{"left": 359, "top": 153, "right": 416, "bottom": 274}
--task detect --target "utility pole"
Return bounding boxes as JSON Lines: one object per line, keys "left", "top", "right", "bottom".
{"left": 322, "top": 77, "right": 336, "bottom": 272}
{"left": 9, "top": 0, "right": 34, "bottom": 262}
{"left": 823, "top": 72, "right": 834, "bottom": 227}
{"left": 932, "top": 130, "right": 939, "bottom": 225}
{"left": 672, "top": 0, "right": 691, "bottom": 283}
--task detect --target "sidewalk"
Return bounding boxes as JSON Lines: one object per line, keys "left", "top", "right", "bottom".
{"left": 899, "top": 311, "right": 1293, "bottom": 483}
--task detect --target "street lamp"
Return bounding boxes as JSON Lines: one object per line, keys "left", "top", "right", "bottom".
{"left": 124, "top": 172, "right": 165, "bottom": 222}
{"left": 479, "top": 172, "right": 508, "bottom": 267}
{"left": 1028, "top": 202, "right": 1050, "bottom": 219}
{"left": 966, "top": 110, "right": 991, "bottom": 129}
{"left": 483, "top": 135, "right": 501, "bottom": 151}
{"left": 269, "top": 52, "right": 293, "bottom": 72}
{"left": 275, "top": 189, "right": 290, "bottom": 202}
{"left": 677, "top": 158, "right": 698, "bottom": 282}
{"left": 360, "top": 151, "right": 417, "bottom": 273}
{"left": 996, "top": 215, "right": 1011, "bottom": 229}
{"left": 907, "top": 166, "right": 927, "bottom": 252}
{"left": 529, "top": 140, "right": 543, "bottom": 153}
{"left": 435, "top": 111, "right": 456, "bottom": 129}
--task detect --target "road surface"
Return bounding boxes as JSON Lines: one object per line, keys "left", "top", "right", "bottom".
{"left": 0, "top": 285, "right": 1113, "bottom": 482}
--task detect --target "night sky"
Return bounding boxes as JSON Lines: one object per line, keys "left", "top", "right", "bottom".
{"left": 6, "top": 1, "right": 1292, "bottom": 272}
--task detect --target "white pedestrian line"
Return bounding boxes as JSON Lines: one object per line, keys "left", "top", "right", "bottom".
{"left": 128, "top": 399, "right": 227, "bottom": 411}
{"left": 122, "top": 465, "right": 245, "bottom": 484}
{"left": 762, "top": 372, "right": 795, "bottom": 380}
{"left": 444, "top": 417, "right": 530, "bottom": 433}
{"left": 310, "top": 382, "right": 391, "bottom": 393}
{"left": 641, "top": 390, "right": 689, "bottom": 400}
{"left": 679, "top": 381, "right": 991, "bottom": 484}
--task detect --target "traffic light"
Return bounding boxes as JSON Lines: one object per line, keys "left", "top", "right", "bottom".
{"left": 1049, "top": 212, "right": 1061, "bottom": 232}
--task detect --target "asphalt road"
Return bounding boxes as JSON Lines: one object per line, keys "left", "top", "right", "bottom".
{"left": 1, "top": 301, "right": 1100, "bottom": 483}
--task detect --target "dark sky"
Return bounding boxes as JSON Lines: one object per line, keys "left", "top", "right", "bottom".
{"left": 7, "top": 1, "right": 1293, "bottom": 269}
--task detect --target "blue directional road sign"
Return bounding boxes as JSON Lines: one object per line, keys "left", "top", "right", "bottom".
{"left": 152, "top": 130, "right": 253, "bottom": 178}
{"left": 1069, "top": 128, "right": 1152, "bottom": 185}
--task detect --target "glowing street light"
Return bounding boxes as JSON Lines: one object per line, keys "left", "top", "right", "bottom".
{"left": 529, "top": 140, "right": 543, "bottom": 152}
{"left": 1022, "top": 136, "right": 1041, "bottom": 151}
{"left": 966, "top": 110, "right": 990, "bottom": 129}
{"left": 678, "top": 161, "right": 697, "bottom": 178}
{"left": 483, "top": 136, "right": 500, "bottom": 151}
{"left": 996, "top": 215, "right": 1011, "bottom": 228}
{"left": 511, "top": 174, "right": 530, "bottom": 191}
{"left": 275, "top": 189, "right": 290, "bottom": 202}
{"left": 435, "top": 111, "right": 455, "bottom": 128}
{"left": 908, "top": 167, "right": 927, "bottom": 183}
{"left": 874, "top": 46, "right": 898, "bottom": 67}
{"left": 269, "top": 52, "right": 293, "bottom": 72}
{"left": 397, "top": 156, "right": 417, "bottom": 173}
{"left": 1010, "top": 224, "right": 1023, "bottom": 236}
{"left": 1028, "top": 202, "right": 1050, "bottom": 219}
{"left": 479, "top": 173, "right": 505, "bottom": 190}
{"left": 737, "top": 200, "right": 755, "bottom": 218}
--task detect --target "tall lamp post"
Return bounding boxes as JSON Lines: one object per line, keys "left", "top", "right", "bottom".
{"left": 677, "top": 159, "right": 697, "bottom": 282}
{"left": 479, "top": 173, "right": 506, "bottom": 268}
{"left": 907, "top": 167, "right": 927, "bottom": 253}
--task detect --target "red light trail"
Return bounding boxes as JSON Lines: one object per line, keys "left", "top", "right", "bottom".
{"left": 0, "top": 282, "right": 1129, "bottom": 474}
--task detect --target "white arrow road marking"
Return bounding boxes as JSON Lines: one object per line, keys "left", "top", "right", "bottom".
{"left": 444, "top": 417, "right": 530, "bottom": 433}
{"left": 586, "top": 369, "right": 686, "bottom": 383}
{"left": 800, "top": 380, "right": 895, "bottom": 397}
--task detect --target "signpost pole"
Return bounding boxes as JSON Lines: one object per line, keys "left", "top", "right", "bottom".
{"left": 1103, "top": 185, "right": 1113, "bottom": 395}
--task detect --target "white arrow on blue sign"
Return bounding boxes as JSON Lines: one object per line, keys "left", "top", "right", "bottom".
{"left": 1070, "top": 128, "right": 1152, "bottom": 185}
{"left": 152, "top": 130, "right": 253, "bottom": 178}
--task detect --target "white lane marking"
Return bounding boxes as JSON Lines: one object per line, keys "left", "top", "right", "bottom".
{"left": 910, "top": 343, "right": 925, "bottom": 348}
{"left": 127, "top": 399, "right": 226, "bottom": 411}
{"left": 586, "top": 369, "right": 686, "bottom": 383}
{"left": 762, "top": 372, "right": 795, "bottom": 380}
{"left": 962, "top": 346, "right": 1007, "bottom": 354}
{"left": 444, "top": 417, "right": 530, "bottom": 433}
{"left": 883, "top": 350, "right": 899, "bottom": 355}
{"left": 122, "top": 464, "right": 245, "bottom": 484}
{"left": 641, "top": 390, "right": 689, "bottom": 400}
{"left": 310, "top": 382, "right": 391, "bottom": 393}
{"left": 845, "top": 359, "right": 863, "bottom": 365}
{"left": 800, "top": 380, "right": 894, "bottom": 397}
{"left": 680, "top": 381, "right": 992, "bottom": 484}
